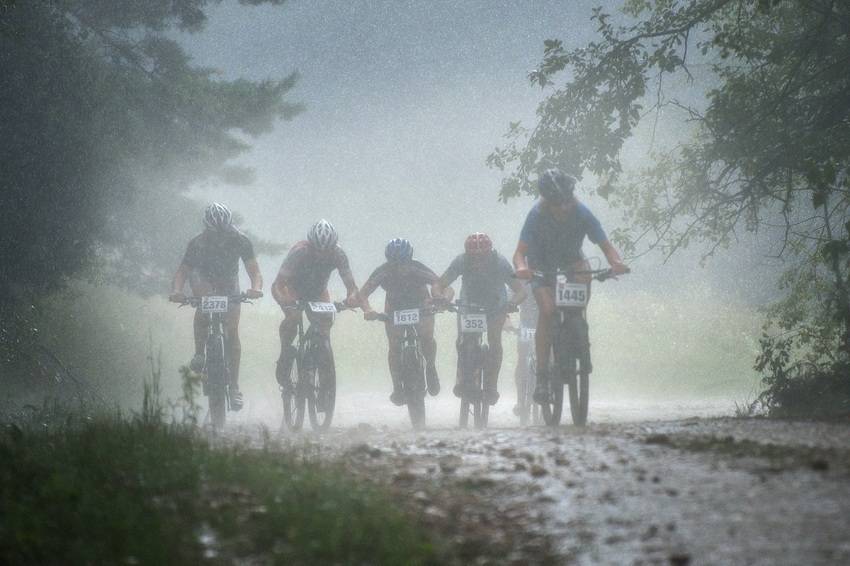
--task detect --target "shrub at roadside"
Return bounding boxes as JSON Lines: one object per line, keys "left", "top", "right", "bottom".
{"left": 0, "top": 416, "right": 442, "bottom": 565}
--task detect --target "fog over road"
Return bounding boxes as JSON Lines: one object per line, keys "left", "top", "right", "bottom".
{"left": 223, "top": 400, "right": 850, "bottom": 565}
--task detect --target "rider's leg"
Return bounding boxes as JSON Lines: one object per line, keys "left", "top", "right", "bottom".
{"left": 420, "top": 315, "right": 440, "bottom": 396}
{"left": 276, "top": 308, "right": 301, "bottom": 386}
{"left": 385, "top": 322, "right": 405, "bottom": 405}
{"left": 483, "top": 314, "right": 506, "bottom": 405}
{"left": 224, "top": 304, "right": 244, "bottom": 410}
{"left": 224, "top": 304, "right": 243, "bottom": 387}
{"left": 533, "top": 286, "right": 556, "bottom": 403}
{"left": 452, "top": 334, "right": 464, "bottom": 398}
{"left": 514, "top": 339, "right": 529, "bottom": 415}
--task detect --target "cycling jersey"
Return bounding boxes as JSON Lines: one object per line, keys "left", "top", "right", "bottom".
{"left": 441, "top": 251, "right": 514, "bottom": 311}
{"left": 277, "top": 240, "right": 352, "bottom": 298}
{"left": 182, "top": 228, "right": 255, "bottom": 291}
{"left": 519, "top": 200, "right": 607, "bottom": 272}
{"left": 361, "top": 260, "right": 439, "bottom": 311}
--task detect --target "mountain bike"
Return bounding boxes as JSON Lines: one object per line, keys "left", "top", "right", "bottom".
{"left": 176, "top": 294, "right": 252, "bottom": 430}
{"left": 369, "top": 304, "right": 445, "bottom": 430}
{"left": 532, "top": 267, "right": 628, "bottom": 427}
{"left": 279, "top": 300, "right": 352, "bottom": 433}
{"left": 449, "top": 302, "right": 513, "bottom": 429}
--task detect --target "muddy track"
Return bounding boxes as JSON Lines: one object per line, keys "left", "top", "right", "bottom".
{"left": 249, "top": 417, "right": 850, "bottom": 565}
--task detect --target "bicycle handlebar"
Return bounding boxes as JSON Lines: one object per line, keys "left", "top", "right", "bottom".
{"left": 524, "top": 267, "right": 630, "bottom": 282}
{"left": 281, "top": 300, "right": 356, "bottom": 313}
{"left": 175, "top": 294, "right": 254, "bottom": 308}
{"left": 365, "top": 303, "right": 448, "bottom": 323}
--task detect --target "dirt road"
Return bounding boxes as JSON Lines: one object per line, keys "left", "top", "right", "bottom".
{"left": 228, "top": 395, "right": 850, "bottom": 565}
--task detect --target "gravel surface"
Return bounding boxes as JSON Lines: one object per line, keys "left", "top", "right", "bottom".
{"left": 228, "top": 396, "right": 850, "bottom": 565}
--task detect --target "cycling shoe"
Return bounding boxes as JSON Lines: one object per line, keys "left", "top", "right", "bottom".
{"left": 189, "top": 354, "right": 205, "bottom": 373}
{"left": 426, "top": 366, "right": 440, "bottom": 396}
{"left": 390, "top": 389, "right": 406, "bottom": 406}
{"left": 485, "top": 389, "right": 500, "bottom": 406}
{"left": 452, "top": 382, "right": 465, "bottom": 398}
{"left": 533, "top": 384, "right": 550, "bottom": 404}
{"left": 230, "top": 389, "right": 244, "bottom": 411}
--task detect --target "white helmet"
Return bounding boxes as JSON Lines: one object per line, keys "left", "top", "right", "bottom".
{"left": 307, "top": 219, "right": 338, "bottom": 250}
{"left": 203, "top": 202, "right": 232, "bottom": 230}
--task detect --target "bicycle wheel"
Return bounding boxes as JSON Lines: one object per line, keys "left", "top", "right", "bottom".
{"left": 402, "top": 346, "right": 426, "bottom": 430}
{"left": 526, "top": 354, "right": 542, "bottom": 425}
{"left": 458, "top": 340, "right": 474, "bottom": 429}
{"left": 569, "top": 354, "right": 590, "bottom": 427}
{"left": 474, "top": 344, "right": 489, "bottom": 429}
{"left": 540, "top": 378, "right": 563, "bottom": 426}
{"left": 307, "top": 340, "right": 336, "bottom": 431}
{"left": 205, "top": 339, "right": 227, "bottom": 430}
{"left": 280, "top": 355, "right": 302, "bottom": 432}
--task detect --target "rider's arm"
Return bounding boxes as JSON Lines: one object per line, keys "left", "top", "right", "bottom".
{"left": 358, "top": 268, "right": 382, "bottom": 314}
{"left": 507, "top": 277, "right": 527, "bottom": 307}
{"left": 514, "top": 204, "right": 539, "bottom": 279}
{"left": 335, "top": 249, "right": 360, "bottom": 305}
{"left": 598, "top": 240, "right": 629, "bottom": 275}
{"left": 513, "top": 240, "right": 531, "bottom": 278}
{"left": 244, "top": 258, "right": 263, "bottom": 296}
{"left": 170, "top": 263, "right": 191, "bottom": 301}
{"left": 271, "top": 269, "right": 294, "bottom": 308}
{"left": 433, "top": 255, "right": 461, "bottom": 301}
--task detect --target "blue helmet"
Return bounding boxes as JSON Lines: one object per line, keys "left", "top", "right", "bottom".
{"left": 385, "top": 238, "right": 413, "bottom": 262}
{"left": 538, "top": 168, "right": 576, "bottom": 203}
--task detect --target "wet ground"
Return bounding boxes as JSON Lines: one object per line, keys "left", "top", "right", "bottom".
{"left": 227, "top": 394, "right": 850, "bottom": 565}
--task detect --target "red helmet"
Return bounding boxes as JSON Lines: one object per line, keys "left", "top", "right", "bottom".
{"left": 465, "top": 232, "right": 493, "bottom": 255}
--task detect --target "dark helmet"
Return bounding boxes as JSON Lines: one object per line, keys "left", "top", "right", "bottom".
{"left": 385, "top": 238, "right": 413, "bottom": 262}
{"left": 538, "top": 168, "right": 576, "bottom": 203}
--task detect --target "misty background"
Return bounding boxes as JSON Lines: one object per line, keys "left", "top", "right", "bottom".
{"left": 10, "top": 0, "right": 768, "bottom": 420}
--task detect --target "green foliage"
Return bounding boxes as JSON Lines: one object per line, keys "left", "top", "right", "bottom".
{"left": 0, "top": 0, "right": 299, "bottom": 302}
{"left": 490, "top": 0, "right": 850, "bottom": 410}
{"left": 0, "top": 415, "right": 444, "bottom": 565}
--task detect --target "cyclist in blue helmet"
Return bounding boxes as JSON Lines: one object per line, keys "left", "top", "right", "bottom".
{"left": 513, "top": 168, "right": 628, "bottom": 403}
{"left": 360, "top": 239, "right": 448, "bottom": 405}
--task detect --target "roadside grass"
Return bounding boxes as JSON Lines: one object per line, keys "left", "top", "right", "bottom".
{"left": 0, "top": 413, "right": 443, "bottom": 565}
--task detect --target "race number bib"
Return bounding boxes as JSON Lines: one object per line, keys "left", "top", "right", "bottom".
{"left": 555, "top": 275, "right": 588, "bottom": 307}
{"left": 460, "top": 313, "right": 487, "bottom": 333}
{"left": 308, "top": 302, "right": 337, "bottom": 313}
{"left": 201, "top": 296, "right": 228, "bottom": 313}
{"left": 393, "top": 309, "right": 420, "bottom": 326}
{"left": 520, "top": 326, "right": 536, "bottom": 342}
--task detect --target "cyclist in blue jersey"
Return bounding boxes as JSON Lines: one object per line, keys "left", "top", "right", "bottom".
{"left": 513, "top": 168, "right": 628, "bottom": 403}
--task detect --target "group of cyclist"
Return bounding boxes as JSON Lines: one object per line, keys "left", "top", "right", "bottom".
{"left": 169, "top": 167, "right": 629, "bottom": 417}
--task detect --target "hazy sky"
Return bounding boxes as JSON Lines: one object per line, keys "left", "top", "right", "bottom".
{"left": 178, "top": 0, "right": 773, "bottom": 303}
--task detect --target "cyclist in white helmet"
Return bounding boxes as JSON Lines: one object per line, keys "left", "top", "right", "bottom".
{"left": 272, "top": 219, "right": 360, "bottom": 386}
{"left": 169, "top": 202, "right": 264, "bottom": 411}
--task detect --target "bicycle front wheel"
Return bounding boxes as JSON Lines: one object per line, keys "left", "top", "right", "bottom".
{"left": 402, "top": 346, "right": 426, "bottom": 430}
{"left": 281, "top": 355, "right": 304, "bottom": 432}
{"left": 569, "top": 356, "right": 590, "bottom": 427}
{"left": 540, "top": 379, "right": 563, "bottom": 426}
{"left": 307, "top": 341, "right": 336, "bottom": 431}
{"left": 206, "top": 339, "right": 227, "bottom": 430}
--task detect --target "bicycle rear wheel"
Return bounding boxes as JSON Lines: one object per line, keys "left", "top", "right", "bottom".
{"left": 307, "top": 341, "right": 336, "bottom": 431}
{"left": 540, "top": 379, "right": 563, "bottom": 426}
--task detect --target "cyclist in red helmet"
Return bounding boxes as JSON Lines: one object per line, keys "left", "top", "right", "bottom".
{"left": 434, "top": 232, "right": 527, "bottom": 405}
